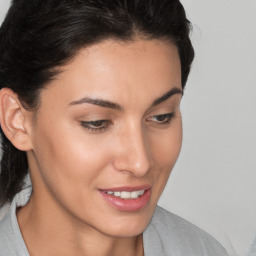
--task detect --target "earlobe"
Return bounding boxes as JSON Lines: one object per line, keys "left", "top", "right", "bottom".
{"left": 0, "top": 88, "right": 33, "bottom": 151}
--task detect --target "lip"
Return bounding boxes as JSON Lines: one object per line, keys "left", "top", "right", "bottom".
{"left": 99, "top": 185, "right": 151, "bottom": 212}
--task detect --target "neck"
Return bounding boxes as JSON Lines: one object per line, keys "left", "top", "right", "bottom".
{"left": 17, "top": 193, "right": 144, "bottom": 256}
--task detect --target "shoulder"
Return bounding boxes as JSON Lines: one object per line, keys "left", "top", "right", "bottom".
{"left": 0, "top": 184, "right": 32, "bottom": 256}
{"left": 143, "top": 205, "right": 229, "bottom": 256}
{"left": 246, "top": 236, "right": 256, "bottom": 256}
{"left": 0, "top": 206, "right": 18, "bottom": 256}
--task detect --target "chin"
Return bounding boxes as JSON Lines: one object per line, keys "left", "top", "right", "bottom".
{"left": 98, "top": 210, "right": 154, "bottom": 238}
{"left": 103, "top": 224, "right": 148, "bottom": 238}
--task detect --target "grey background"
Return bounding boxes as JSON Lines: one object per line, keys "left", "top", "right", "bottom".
{"left": 1, "top": 1, "right": 256, "bottom": 255}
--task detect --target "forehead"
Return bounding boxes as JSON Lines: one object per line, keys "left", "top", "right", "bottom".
{"left": 39, "top": 39, "right": 181, "bottom": 109}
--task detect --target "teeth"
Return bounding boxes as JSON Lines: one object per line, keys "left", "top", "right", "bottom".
{"left": 138, "top": 190, "right": 144, "bottom": 196}
{"left": 105, "top": 190, "right": 145, "bottom": 199}
{"left": 114, "top": 191, "right": 121, "bottom": 197}
{"left": 120, "top": 191, "right": 130, "bottom": 199}
{"left": 130, "top": 191, "right": 139, "bottom": 199}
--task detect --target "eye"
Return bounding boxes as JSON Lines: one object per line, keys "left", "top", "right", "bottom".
{"left": 80, "top": 120, "right": 111, "bottom": 133}
{"left": 147, "top": 113, "right": 175, "bottom": 124}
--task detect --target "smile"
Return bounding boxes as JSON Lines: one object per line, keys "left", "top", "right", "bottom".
{"left": 100, "top": 186, "right": 151, "bottom": 212}
{"left": 105, "top": 190, "right": 145, "bottom": 199}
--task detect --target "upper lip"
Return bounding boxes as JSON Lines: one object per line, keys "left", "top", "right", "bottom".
{"left": 99, "top": 185, "right": 151, "bottom": 192}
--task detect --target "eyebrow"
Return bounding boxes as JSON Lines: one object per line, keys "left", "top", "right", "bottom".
{"left": 69, "top": 87, "right": 183, "bottom": 111}
{"left": 69, "top": 97, "right": 123, "bottom": 111}
{"left": 151, "top": 87, "right": 183, "bottom": 107}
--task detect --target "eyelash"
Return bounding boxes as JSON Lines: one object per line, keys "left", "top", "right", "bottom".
{"left": 146, "top": 113, "right": 175, "bottom": 124}
{"left": 80, "top": 112, "right": 175, "bottom": 133}
{"left": 80, "top": 120, "right": 111, "bottom": 133}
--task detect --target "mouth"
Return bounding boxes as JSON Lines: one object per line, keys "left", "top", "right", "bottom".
{"left": 99, "top": 186, "right": 151, "bottom": 212}
{"left": 104, "top": 190, "right": 145, "bottom": 199}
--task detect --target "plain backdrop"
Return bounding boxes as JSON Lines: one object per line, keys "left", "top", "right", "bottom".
{"left": 0, "top": 1, "right": 255, "bottom": 256}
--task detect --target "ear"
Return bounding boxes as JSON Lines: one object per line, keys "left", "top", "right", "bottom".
{"left": 0, "top": 88, "right": 33, "bottom": 151}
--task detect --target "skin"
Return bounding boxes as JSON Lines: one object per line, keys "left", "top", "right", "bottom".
{"left": 2, "top": 39, "right": 183, "bottom": 256}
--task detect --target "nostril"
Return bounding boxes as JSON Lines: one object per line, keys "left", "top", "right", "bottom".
{"left": 112, "top": 127, "right": 151, "bottom": 176}
{"left": 112, "top": 152, "right": 151, "bottom": 177}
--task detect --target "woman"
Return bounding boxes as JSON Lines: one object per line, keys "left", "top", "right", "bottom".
{"left": 0, "top": 0, "right": 228, "bottom": 255}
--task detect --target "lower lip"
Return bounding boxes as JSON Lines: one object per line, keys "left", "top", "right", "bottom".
{"left": 100, "top": 189, "right": 151, "bottom": 212}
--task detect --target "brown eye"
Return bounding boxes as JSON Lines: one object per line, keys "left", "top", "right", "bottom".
{"left": 147, "top": 113, "right": 174, "bottom": 124}
{"left": 80, "top": 120, "right": 111, "bottom": 132}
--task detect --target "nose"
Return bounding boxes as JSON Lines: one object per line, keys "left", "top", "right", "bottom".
{"left": 112, "top": 125, "right": 151, "bottom": 177}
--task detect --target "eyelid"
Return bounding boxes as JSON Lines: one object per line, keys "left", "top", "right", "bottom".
{"left": 79, "top": 110, "right": 176, "bottom": 134}
{"left": 146, "top": 112, "right": 175, "bottom": 124}
{"left": 80, "top": 119, "right": 112, "bottom": 133}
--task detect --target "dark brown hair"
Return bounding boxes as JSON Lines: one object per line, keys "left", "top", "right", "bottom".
{"left": 0, "top": 0, "right": 194, "bottom": 206}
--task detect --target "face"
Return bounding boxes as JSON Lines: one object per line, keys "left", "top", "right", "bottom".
{"left": 27, "top": 39, "right": 182, "bottom": 238}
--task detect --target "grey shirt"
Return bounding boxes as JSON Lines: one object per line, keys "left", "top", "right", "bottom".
{"left": 247, "top": 237, "right": 256, "bottom": 256}
{"left": 0, "top": 186, "right": 228, "bottom": 256}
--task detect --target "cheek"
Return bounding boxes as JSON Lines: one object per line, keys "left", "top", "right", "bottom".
{"left": 35, "top": 134, "right": 105, "bottom": 183}
{"left": 31, "top": 124, "right": 111, "bottom": 207}
{"left": 31, "top": 135, "right": 113, "bottom": 225}
{"left": 149, "top": 119, "right": 182, "bottom": 196}
{"left": 151, "top": 119, "right": 182, "bottom": 169}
